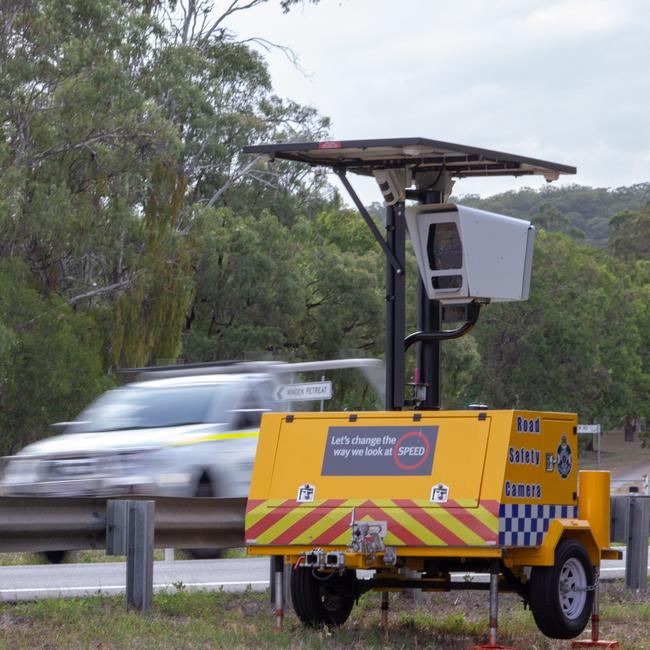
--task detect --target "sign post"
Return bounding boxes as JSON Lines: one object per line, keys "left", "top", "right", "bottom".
{"left": 577, "top": 424, "right": 602, "bottom": 469}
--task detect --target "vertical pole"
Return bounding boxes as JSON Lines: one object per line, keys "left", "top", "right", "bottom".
{"left": 380, "top": 590, "right": 389, "bottom": 628}
{"left": 287, "top": 374, "right": 294, "bottom": 413}
{"left": 320, "top": 374, "right": 325, "bottom": 412}
{"left": 273, "top": 555, "right": 285, "bottom": 632}
{"left": 597, "top": 432, "right": 601, "bottom": 470}
{"left": 126, "top": 500, "right": 154, "bottom": 613}
{"left": 488, "top": 559, "right": 499, "bottom": 646}
{"left": 417, "top": 283, "right": 442, "bottom": 409}
{"left": 385, "top": 202, "right": 406, "bottom": 410}
{"left": 416, "top": 189, "right": 443, "bottom": 410}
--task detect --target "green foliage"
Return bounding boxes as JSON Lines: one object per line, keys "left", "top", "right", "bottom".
{"left": 183, "top": 204, "right": 385, "bottom": 362}
{"left": 468, "top": 231, "right": 645, "bottom": 426}
{"left": 183, "top": 206, "right": 306, "bottom": 360}
{"left": 441, "top": 336, "right": 481, "bottom": 408}
{"left": 609, "top": 202, "right": 650, "bottom": 261}
{"left": 0, "top": 258, "right": 111, "bottom": 453}
{"left": 112, "top": 158, "right": 195, "bottom": 367}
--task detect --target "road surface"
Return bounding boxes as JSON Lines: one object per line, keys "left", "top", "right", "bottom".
{"left": 0, "top": 551, "right": 645, "bottom": 602}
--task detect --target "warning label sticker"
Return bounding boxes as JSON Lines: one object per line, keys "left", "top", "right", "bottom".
{"left": 321, "top": 426, "right": 438, "bottom": 476}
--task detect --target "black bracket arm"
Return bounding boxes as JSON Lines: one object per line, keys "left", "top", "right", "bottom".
{"left": 335, "top": 169, "right": 404, "bottom": 275}
{"left": 404, "top": 302, "right": 482, "bottom": 351}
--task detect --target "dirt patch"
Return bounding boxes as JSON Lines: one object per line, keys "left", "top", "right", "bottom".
{"left": 0, "top": 610, "right": 31, "bottom": 632}
{"left": 580, "top": 429, "right": 650, "bottom": 493}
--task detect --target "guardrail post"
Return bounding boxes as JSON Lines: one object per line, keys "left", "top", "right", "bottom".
{"left": 126, "top": 500, "right": 155, "bottom": 613}
{"left": 609, "top": 496, "right": 628, "bottom": 544}
{"left": 625, "top": 496, "right": 650, "bottom": 591}
{"left": 106, "top": 500, "right": 129, "bottom": 556}
{"left": 106, "top": 500, "right": 155, "bottom": 612}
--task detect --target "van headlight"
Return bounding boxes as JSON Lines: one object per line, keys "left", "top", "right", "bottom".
{"left": 1, "top": 458, "right": 39, "bottom": 485}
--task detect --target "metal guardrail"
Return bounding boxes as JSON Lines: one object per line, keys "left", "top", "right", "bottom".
{"left": 610, "top": 495, "right": 650, "bottom": 590}
{"left": 0, "top": 496, "right": 246, "bottom": 554}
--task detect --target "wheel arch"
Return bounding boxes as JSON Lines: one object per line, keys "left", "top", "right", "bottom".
{"left": 192, "top": 466, "right": 222, "bottom": 497}
{"left": 506, "top": 519, "right": 600, "bottom": 568}
{"left": 560, "top": 528, "right": 600, "bottom": 567}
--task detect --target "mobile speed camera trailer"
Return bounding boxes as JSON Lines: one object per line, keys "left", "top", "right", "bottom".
{"left": 241, "top": 138, "right": 620, "bottom": 648}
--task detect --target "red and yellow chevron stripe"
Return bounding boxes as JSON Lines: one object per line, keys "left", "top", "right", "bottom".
{"left": 245, "top": 499, "right": 498, "bottom": 547}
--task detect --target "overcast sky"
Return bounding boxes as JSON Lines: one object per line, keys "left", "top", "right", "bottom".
{"left": 229, "top": 0, "right": 650, "bottom": 203}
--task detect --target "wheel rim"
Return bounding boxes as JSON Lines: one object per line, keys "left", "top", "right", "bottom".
{"left": 558, "top": 557, "right": 588, "bottom": 619}
{"left": 320, "top": 585, "right": 345, "bottom": 613}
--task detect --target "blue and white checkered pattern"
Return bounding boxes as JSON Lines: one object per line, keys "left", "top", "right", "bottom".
{"left": 498, "top": 504, "right": 578, "bottom": 547}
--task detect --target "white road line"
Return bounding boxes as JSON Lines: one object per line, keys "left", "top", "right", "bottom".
{"left": 1, "top": 580, "right": 270, "bottom": 595}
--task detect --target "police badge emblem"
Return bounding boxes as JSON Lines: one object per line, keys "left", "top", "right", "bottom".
{"left": 556, "top": 434, "right": 572, "bottom": 479}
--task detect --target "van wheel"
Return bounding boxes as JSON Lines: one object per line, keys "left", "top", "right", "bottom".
{"left": 529, "top": 539, "right": 594, "bottom": 639}
{"left": 291, "top": 566, "right": 355, "bottom": 627}
{"left": 42, "top": 550, "right": 67, "bottom": 564}
{"left": 188, "top": 475, "right": 223, "bottom": 560}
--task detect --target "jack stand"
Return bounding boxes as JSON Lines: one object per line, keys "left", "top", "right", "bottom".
{"left": 469, "top": 560, "right": 520, "bottom": 650}
{"left": 273, "top": 556, "right": 284, "bottom": 633}
{"left": 380, "top": 591, "right": 389, "bottom": 628}
{"left": 572, "top": 570, "right": 618, "bottom": 648}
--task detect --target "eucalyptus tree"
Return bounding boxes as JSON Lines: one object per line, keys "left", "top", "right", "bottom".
{"left": 0, "top": 0, "right": 330, "bottom": 448}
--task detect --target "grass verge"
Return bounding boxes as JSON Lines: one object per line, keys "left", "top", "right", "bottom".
{"left": 0, "top": 580, "right": 648, "bottom": 649}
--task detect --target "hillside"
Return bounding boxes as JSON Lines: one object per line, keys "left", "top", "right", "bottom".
{"left": 455, "top": 182, "right": 650, "bottom": 245}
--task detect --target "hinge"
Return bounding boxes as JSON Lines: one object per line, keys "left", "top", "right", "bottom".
{"left": 348, "top": 414, "right": 357, "bottom": 422}
{"left": 285, "top": 415, "right": 294, "bottom": 423}
{"left": 478, "top": 412, "right": 487, "bottom": 421}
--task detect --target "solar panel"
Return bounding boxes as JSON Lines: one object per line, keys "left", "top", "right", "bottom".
{"left": 243, "top": 137, "right": 575, "bottom": 180}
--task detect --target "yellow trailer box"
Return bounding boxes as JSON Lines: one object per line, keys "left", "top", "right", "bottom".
{"left": 247, "top": 409, "right": 617, "bottom": 641}
{"left": 247, "top": 409, "right": 580, "bottom": 558}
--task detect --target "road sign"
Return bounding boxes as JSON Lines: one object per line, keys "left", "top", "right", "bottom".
{"left": 577, "top": 424, "right": 601, "bottom": 434}
{"left": 275, "top": 381, "right": 332, "bottom": 402}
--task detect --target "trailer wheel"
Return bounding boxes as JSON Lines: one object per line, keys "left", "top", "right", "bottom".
{"left": 290, "top": 567, "right": 355, "bottom": 627}
{"left": 529, "top": 538, "right": 594, "bottom": 639}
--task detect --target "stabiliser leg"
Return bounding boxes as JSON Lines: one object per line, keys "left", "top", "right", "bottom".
{"left": 380, "top": 590, "right": 389, "bottom": 628}
{"left": 469, "top": 560, "right": 520, "bottom": 650}
{"left": 273, "top": 556, "right": 284, "bottom": 632}
{"left": 572, "top": 569, "right": 618, "bottom": 648}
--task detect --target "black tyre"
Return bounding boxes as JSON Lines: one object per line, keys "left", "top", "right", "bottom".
{"left": 529, "top": 538, "right": 594, "bottom": 639}
{"left": 290, "top": 566, "right": 356, "bottom": 628}
{"left": 42, "top": 550, "right": 67, "bottom": 564}
{"left": 188, "top": 476, "right": 223, "bottom": 560}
